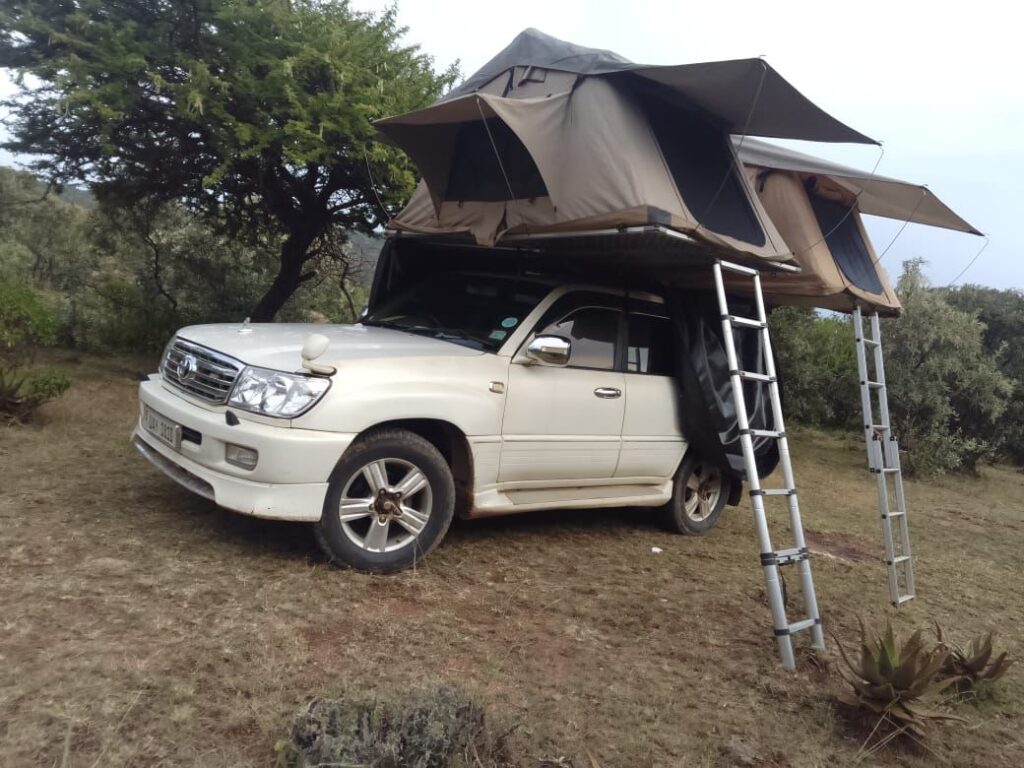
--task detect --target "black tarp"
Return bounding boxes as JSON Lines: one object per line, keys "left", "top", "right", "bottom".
{"left": 667, "top": 294, "right": 779, "bottom": 480}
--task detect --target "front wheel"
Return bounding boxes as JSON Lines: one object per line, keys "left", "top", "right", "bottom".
{"left": 315, "top": 429, "right": 455, "bottom": 573}
{"left": 659, "top": 454, "right": 731, "bottom": 535}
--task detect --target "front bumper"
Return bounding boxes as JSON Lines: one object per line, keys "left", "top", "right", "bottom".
{"left": 133, "top": 376, "right": 356, "bottom": 521}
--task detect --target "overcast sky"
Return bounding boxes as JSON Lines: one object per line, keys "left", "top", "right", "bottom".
{"left": 2, "top": 0, "right": 1019, "bottom": 290}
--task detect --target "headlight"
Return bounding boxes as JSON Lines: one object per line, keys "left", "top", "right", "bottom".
{"left": 228, "top": 367, "right": 331, "bottom": 418}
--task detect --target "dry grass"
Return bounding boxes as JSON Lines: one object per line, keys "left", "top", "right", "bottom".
{"left": 1, "top": 352, "right": 1022, "bottom": 767}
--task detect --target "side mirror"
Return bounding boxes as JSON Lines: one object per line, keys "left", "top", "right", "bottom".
{"left": 525, "top": 335, "right": 571, "bottom": 366}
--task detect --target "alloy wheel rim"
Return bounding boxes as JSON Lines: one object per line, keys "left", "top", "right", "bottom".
{"left": 338, "top": 458, "right": 433, "bottom": 553}
{"left": 683, "top": 462, "right": 722, "bottom": 522}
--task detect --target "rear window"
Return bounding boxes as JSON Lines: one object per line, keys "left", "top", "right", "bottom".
{"left": 627, "top": 312, "right": 675, "bottom": 375}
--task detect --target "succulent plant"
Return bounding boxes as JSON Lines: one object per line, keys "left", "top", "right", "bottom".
{"left": 834, "top": 620, "right": 964, "bottom": 737}
{"left": 935, "top": 624, "right": 1015, "bottom": 693}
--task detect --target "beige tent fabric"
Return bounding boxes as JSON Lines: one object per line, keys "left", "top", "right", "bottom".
{"left": 734, "top": 167, "right": 902, "bottom": 315}
{"left": 379, "top": 81, "right": 790, "bottom": 259}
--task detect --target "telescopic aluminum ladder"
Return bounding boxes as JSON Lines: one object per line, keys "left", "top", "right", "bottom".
{"left": 713, "top": 260, "right": 826, "bottom": 670}
{"left": 853, "top": 308, "right": 916, "bottom": 606}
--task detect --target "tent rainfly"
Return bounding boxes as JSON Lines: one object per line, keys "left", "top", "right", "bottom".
{"left": 375, "top": 28, "right": 877, "bottom": 263}
{"left": 731, "top": 138, "right": 983, "bottom": 315}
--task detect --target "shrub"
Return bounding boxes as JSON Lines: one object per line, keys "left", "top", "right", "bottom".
{"left": 0, "top": 280, "right": 71, "bottom": 422}
{"left": 769, "top": 306, "right": 858, "bottom": 428}
{"left": 884, "top": 260, "right": 1012, "bottom": 475}
{"left": 276, "top": 685, "right": 514, "bottom": 768}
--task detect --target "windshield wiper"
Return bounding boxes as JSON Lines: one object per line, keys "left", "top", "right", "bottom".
{"left": 362, "top": 320, "right": 485, "bottom": 350}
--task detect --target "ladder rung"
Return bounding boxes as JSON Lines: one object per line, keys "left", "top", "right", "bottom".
{"left": 745, "top": 428, "right": 783, "bottom": 438}
{"left": 887, "top": 555, "right": 911, "bottom": 565}
{"left": 894, "top": 594, "right": 915, "bottom": 605}
{"left": 863, "top": 338, "right": 881, "bottom": 348}
{"left": 754, "top": 488, "right": 795, "bottom": 497}
{"left": 868, "top": 424, "right": 890, "bottom": 431}
{"left": 734, "top": 370, "right": 775, "bottom": 383}
{"left": 760, "top": 547, "right": 809, "bottom": 567}
{"left": 725, "top": 315, "right": 766, "bottom": 329}
{"left": 884, "top": 510, "right": 906, "bottom": 519}
{"left": 717, "top": 260, "right": 759, "bottom": 276}
{"left": 872, "top": 467, "right": 900, "bottom": 474}
{"left": 864, "top": 380, "right": 884, "bottom": 389}
{"left": 775, "top": 617, "right": 820, "bottom": 637}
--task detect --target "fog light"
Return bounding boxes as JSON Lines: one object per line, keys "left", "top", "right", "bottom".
{"left": 225, "top": 443, "right": 258, "bottom": 470}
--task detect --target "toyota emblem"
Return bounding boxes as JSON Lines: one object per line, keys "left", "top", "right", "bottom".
{"left": 176, "top": 353, "right": 198, "bottom": 381}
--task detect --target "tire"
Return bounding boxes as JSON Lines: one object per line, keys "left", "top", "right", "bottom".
{"left": 659, "top": 454, "right": 731, "bottom": 535}
{"left": 315, "top": 428, "right": 455, "bottom": 573}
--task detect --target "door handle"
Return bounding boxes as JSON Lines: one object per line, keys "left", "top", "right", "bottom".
{"left": 594, "top": 387, "right": 622, "bottom": 399}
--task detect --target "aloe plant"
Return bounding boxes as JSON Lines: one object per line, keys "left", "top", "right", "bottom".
{"left": 834, "top": 620, "right": 964, "bottom": 737}
{"left": 935, "top": 624, "right": 1015, "bottom": 693}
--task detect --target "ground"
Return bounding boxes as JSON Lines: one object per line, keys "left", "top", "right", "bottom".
{"left": 1, "top": 353, "right": 1022, "bottom": 767}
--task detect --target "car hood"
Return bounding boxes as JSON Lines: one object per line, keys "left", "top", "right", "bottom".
{"left": 175, "top": 322, "right": 484, "bottom": 371}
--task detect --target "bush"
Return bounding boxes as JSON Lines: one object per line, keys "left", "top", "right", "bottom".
{"left": 0, "top": 280, "right": 71, "bottom": 422}
{"left": 276, "top": 685, "right": 514, "bottom": 768}
{"left": 883, "top": 261, "right": 1012, "bottom": 475}
{"left": 769, "top": 306, "right": 858, "bottom": 428}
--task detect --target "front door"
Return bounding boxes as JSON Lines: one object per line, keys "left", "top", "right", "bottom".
{"left": 499, "top": 295, "right": 626, "bottom": 483}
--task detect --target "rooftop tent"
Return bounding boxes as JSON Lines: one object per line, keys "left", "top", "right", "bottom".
{"left": 375, "top": 28, "right": 876, "bottom": 261}
{"left": 731, "top": 138, "right": 982, "bottom": 315}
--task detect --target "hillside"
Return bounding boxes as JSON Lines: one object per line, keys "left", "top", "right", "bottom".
{"left": 1, "top": 353, "right": 1021, "bottom": 767}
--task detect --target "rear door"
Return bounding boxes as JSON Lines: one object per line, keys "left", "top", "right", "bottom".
{"left": 615, "top": 301, "right": 686, "bottom": 479}
{"left": 499, "top": 293, "right": 626, "bottom": 483}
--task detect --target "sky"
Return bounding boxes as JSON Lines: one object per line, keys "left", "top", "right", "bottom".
{"left": 2, "top": 0, "right": 1020, "bottom": 290}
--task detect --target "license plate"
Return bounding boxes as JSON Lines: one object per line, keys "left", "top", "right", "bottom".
{"left": 143, "top": 405, "right": 181, "bottom": 450}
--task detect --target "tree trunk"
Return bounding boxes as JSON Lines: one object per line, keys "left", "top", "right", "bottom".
{"left": 249, "top": 229, "right": 316, "bottom": 322}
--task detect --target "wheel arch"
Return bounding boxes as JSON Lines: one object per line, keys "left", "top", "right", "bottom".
{"left": 354, "top": 419, "right": 474, "bottom": 517}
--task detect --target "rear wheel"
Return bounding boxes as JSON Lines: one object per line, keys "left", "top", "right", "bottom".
{"left": 660, "top": 454, "right": 730, "bottom": 535}
{"left": 315, "top": 429, "right": 455, "bottom": 573}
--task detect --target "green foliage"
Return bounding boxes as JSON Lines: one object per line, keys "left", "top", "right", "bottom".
{"left": 769, "top": 306, "right": 858, "bottom": 427}
{"left": 0, "top": 279, "right": 70, "bottom": 422}
{"left": 943, "top": 285, "right": 1024, "bottom": 465}
{"left": 834, "top": 620, "right": 964, "bottom": 738}
{"left": 769, "top": 261, "right": 1014, "bottom": 475}
{"left": 0, "top": 279, "right": 59, "bottom": 362}
{"left": 0, "top": 165, "right": 382, "bottom": 353}
{"left": 884, "top": 260, "right": 1013, "bottom": 475}
{"left": 935, "top": 624, "right": 1015, "bottom": 696}
{"left": 1, "top": 0, "right": 455, "bottom": 319}
{"left": 276, "top": 685, "right": 513, "bottom": 768}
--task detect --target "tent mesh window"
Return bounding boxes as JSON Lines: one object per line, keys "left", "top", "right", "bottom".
{"left": 444, "top": 118, "right": 549, "bottom": 202}
{"left": 807, "top": 192, "right": 884, "bottom": 294}
{"left": 641, "top": 94, "right": 766, "bottom": 246}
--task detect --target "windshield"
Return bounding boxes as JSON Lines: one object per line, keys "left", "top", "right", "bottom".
{"left": 362, "top": 273, "right": 550, "bottom": 351}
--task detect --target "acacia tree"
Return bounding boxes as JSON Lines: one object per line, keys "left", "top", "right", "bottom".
{"left": 0, "top": 0, "right": 456, "bottom": 320}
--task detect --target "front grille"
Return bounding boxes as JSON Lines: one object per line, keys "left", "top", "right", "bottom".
{"left": 161, "top": 338, "right": 243, "bottom": 404}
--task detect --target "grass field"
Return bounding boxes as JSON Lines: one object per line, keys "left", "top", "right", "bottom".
{"left": 1, "top": 353, "right": 1022, "bottom": 767}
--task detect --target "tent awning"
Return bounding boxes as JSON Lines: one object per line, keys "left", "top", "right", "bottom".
{"left": 735, "top": 137, "right": 982, "bottom": 235}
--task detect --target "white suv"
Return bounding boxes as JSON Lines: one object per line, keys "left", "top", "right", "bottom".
{"left": 134, "top": 270, "right": 734, "bottom": 572}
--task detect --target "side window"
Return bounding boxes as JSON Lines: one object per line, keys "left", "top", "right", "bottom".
{"left": 540, "top": 305, "right": 620, "bottom": 370}
{"left": 627, "top": 312, "right": 675, "bottom": 375}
